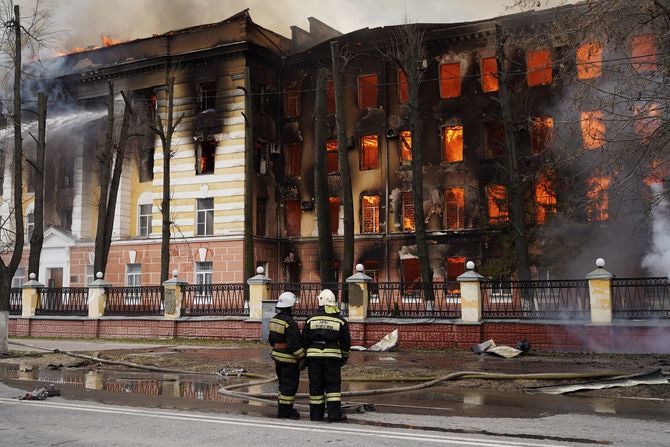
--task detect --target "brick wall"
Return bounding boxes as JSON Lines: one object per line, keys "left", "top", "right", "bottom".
{"left": 9, "top": 317, "right": 670, "bottom": 353}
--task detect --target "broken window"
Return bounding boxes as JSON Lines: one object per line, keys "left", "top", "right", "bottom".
{"left": 138, "top": 203, "right": 152, "bottom": 237}
{"left": 285, "top": 200, "right": 301, "bottom": 237}
{"left": 195, "top": 140, "right": 216, "bottom": 175}
{"left": 326, "top": 140, "right": 339, "bottom": 173}
{"left": 586, "top": 176, "right": 610, "bottom": 222}
{"left": 400, "top": 130, "right": 412, "bottom": 162}
{"left": 285, "top": 143, "right": 302, "bottom": 177}
{"left": 484, "top": 122, "right": 505, "bottom": 159}
{"left": 634, "top": 102, "right": 662, "bottom": 139}
{"left": 401, "top": 257, "right": 420, "bottom": 289}
{"left": 360, "top": 134, "right": 379, "bottom": 170}
{"left": 535, "top": 173, "right": 556, "bottom": 225}
{"left": 329, "top": 197, "right": 340, "bottom": 235}
{"left": 439, "top": 62, "right": 461, "bottom": 98}
{"left": 531, "top": 116, "right": 554, "bottom": 153}
{"left": 197, "top": 81, "right": 216, "bottom": 113}
{"left": 26, "top": 212, "right": 34, "bottom": 241}
{"left": 256, "top": 197, "right": 267, "bottom": 236}
{"left": 526, "top": 49, "right": 552, "bottom": 86}
{"left": 580, "top": 111, "right": 606, "bottom": 150}
{"left": 358, "top": 74, "right": 378, "bottom": 109}
{"left": 196, "top": 198, "right": 214, "bottom": 236}
{"left": 444, "top": 187, "right": 465, "bottom": 229}
{"left": 60, "top": 156, "right": 74, "bottom": 188}
{"left": 398, "top": 69, "right": 408, "bottom": 104}
{"left": 442, "top": 125, "right": 463, "bottom": 162}
{"left": 446, "top": 257, "right": 466, "bottom": 281}
{"left": 139, "top": 93, "right": 156, "bottom": 182}
{"left": 326, "top": 80, "right": 335, "bottom": 113}
{"left": 285, "top": 86, "right": 301, "bottom": 118}
{"left": 402, "top": 191, "right": 415, "bottom": 231}
{"left": 361, "top": 194, "right": 381, "bottom": 233}
{"left": 480, "top": 57, "right": 498, "bottom": 93}
{"left": 631, "top": 35, "right": 656, "bottom": 73}
{"left": 576, "top": 42, "right": 602, "bottom": 79}
{"left": 487, "top": 184, "right": 509, "bottom": 224}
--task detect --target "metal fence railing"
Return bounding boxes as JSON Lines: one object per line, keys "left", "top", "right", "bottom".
{"left": 181, "top": 283, "right": 248, "bottom": 316}
{"left": 369, "top": 282, "right": 461, "bottom": 318}
{"left": 481, "top": 279, "right": 590, "bottom": 320}
{"left": 106, "top": 286, "right": 164, "bottom": 316}
{"left": 35, "top": 287, "right": 89, "bottom": 316}
{"left": 269, "top": 282, "right": 348, "bottom": 317}
{"left": 612, "top": 277, "right": 670, "bottom": 319}
{"left": 9, "top": 287, "right": 22, "bottom": 315}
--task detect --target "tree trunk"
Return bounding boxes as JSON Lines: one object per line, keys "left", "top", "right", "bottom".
{"left": 28, "top": 93, "right": 46, "bottom": 279}
{"left": 314, "top": 71, "right": 335, "bottom": 284}
{"left": 243, "top": 67, "right": 255, "bottom": 283}
{"left": 331, "top": 41, "right": 354, "bottom": 294}
{"left": 160, "top": 77, "right": 176, "bottom": 283}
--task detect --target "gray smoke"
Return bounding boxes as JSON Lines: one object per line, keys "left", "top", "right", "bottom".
{"left": 642, "top": 184, "right": 670, "bottom": 278}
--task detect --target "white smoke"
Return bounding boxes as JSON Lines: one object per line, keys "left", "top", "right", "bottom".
{"left": 641, "top": 183, "right": 670, "bottom": 278}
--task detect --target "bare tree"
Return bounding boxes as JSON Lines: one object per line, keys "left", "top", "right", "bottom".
{"left": 92, "top": 81, "right": 132, "bottom": 276}
{"left": 27, "top": 92, "right": 46, "bottom": 279}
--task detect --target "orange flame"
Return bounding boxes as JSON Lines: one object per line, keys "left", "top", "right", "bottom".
{"left": 400, "top": 130, "right": 412, "bottom": 161}
{"left": 581, "top": 111, "right": 605, "bottom": 150}
{"left": 443, "top": 125, "right": 463, "bottom": 162}
{"left": 535, "top": 173, "right": 556, "bottom": 224}
{"left": 586, "top": 176, "right": 610, "bottom": 222}
{"left": 101, "top": 35, "right": 122, "bottom": 47}
{"left": 487, "top": 184, "right": 508, "bottom": 224}
{"left": 576, "top": 42, "right": 602, "bottom": 79}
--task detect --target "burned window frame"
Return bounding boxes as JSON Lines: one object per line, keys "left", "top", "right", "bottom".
{"left": 397, "top": 69, "right": 408, "bottom": 104}
{"left": 439, "top": 62, "right": 461, "bottom": 99}
{"left": 480, "top": 57, "right": 498, "bottom": 93}
{"left": 531, "top": 116, "right": 554, "bottom": 154}
{"left": 285, "top": 143, "right": 302, "bottom": 177}
{"left": 361, "top": 194, "right": 381, "bottom": 234}
{"left": 285, "top": 86, "right": 301, "bottom": 118}
{"left": 586, "top": 175, "right": 610, "bottom": 222}
{"left": 359, "top": 134, "right": 379, "bottom": 170}
{"left": 197, "top": 80, "right": 217, "bottom": 113}
{"left": 285, "top": 199, "right": 301, "bottom": 237}
{"left": 195, "top": 139, "right": 216, "bottom": 175}
{"left": 580, "top": 110, "right": 606, "bottom": 150}
{"left": 441, "top": 124, "right": 464, "bottom": 163}
{"left": 484, "top": 121, "right": 505, "bottom": 159}
{"left": 486, "top": 184, "right": 509, "bottom": 225}
{"left": 444, "top": 187, "right": 465, "bottom": 230}
{"left": 401, "top": 191, "right": 415, "bottom": 232}
{"left": 576, "top": 41, "right": 603, "bottom": 79}
{"left": 357, "top": 73, "right": 378, "bottom": 109}
{"left": 534, "top": 172, "right": 557, "bottom": 225}
{"left": 399, "top": 130, "right": 412, "bottom": 162}
{"left": 526, "top": 49, "right": 553, "bottom": 87}
{"left": 630, "top": 34, "right": 657, "bottom": 73}
{"left": 326, "top": 140, "right": 339, "bottom": 173}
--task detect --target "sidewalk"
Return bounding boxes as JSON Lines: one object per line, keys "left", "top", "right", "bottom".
{"left": 8, "top": 338, "right": 165, "bottom": 353}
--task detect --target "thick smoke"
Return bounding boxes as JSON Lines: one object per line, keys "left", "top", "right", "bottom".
{"left": 642, "top": 184, "right": 670, "bottom": 278}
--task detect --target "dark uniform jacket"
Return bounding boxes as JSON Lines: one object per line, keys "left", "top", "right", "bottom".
{"left": 269, "top": 309, "right": 305, "bottom": 364}
{"left": 302, "top": 308, "right": 351, "bottom": 361}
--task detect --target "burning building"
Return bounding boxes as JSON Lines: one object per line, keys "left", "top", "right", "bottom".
{"left": 4, "top": 2, "right": 667, "bottom": 288}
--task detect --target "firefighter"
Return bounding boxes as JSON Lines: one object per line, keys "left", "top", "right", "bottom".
{"left": 302, "top": 288, "right": 351, "bottom": 422}
{"left": 269, "top": 291, "right": 305, "bottom": 419}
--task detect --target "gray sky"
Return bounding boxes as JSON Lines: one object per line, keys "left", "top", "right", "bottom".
{"left": 18, "top": 0, "right": 571, "bottom": 51}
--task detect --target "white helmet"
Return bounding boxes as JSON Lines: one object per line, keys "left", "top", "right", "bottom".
{"left": 317, "top": 289, "right": 337, "bottom": 307}
{"left": 276, "top": 291, "right": 297, "bottom": 308}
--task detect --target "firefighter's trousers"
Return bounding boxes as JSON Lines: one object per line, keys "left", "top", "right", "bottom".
{"left": 275, "top": 361, "right": 300, "bottom": 417}
{"left": 306, "top": 358, "right": 343, "bottom": 420}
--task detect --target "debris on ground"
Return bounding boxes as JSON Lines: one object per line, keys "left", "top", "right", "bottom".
{"left": 216, "top": 367, "right": 247, "bottom": 378}
{"left": 525, "top": 369, "right": 669, "bottom": 395}
{"left": 18, "top": 384, "right": 61, "bottom": 400}
{"left": 351, "top": 329, "right": 398, "bottom": 352}
{"left": 471, "top": 339, "right": 531, "bottom": 358}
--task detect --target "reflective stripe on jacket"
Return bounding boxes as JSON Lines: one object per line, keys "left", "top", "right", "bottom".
{"left": 269, "top": 310, "right": 305, "bottom": 364}
{"left": 302, "top": 309, "right": 351, "bottom": 360}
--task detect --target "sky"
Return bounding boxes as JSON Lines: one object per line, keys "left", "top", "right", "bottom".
{"left": 14, "top": 0, "right": 572, "bottom": 51}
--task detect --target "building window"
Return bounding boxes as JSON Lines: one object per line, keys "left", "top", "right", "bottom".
{"left": 358, "top": 74, "right": 378, "bottom": 109}
{"left": 26, "top": 212, "right": 34, "bottom": 241}
{"left": 398, "top": 69, "right": 408, "bottom": 104}
{"left": 531, "top": 116, "right": 554, "bottom": 153}
{"left": 484, "top": 122, "right": 505, "bottom": 159}
{"left": 60, "top": 157, "right": 74, "bottom": 189}
{"left": 487, "top": 184, "right": 509, "bottom": 224}
{"left": 442, "top": 125, "right": 463, "bottom": 162}
{"left": 581, "top": 111, "right": 605, "bottom": 150}
{"left": 196, "top": 198, "right": 214, "bottom": 236}
{"left": 634, "top": 103, "right": 662, "bottom": 138}
{"left": 535, "top": 173, "right": 556, "bottom": 224}
{"left": 361, "top": 194, "right": 381, "bottom": 233}
{"left": 326, "top": 80, "right": 335, "bottom": 113}
{"left": 12, "top": 267, "right": 25, "bottom": 288}
{"left": 631, "top": 35, "right": 656, "bottom": 73}
{"left": 85, "top": 264, "right": 95, "bottom": 285}
{"left": 401, "top": 258, "right": 421, "bottom": 292}
{"left": 285, "top": 143, "right": 302, "bottom": 177}
{"left": 586, "top": 176, "right": 610, "bottom": 222}
{"left": 285, "top": 86, "right": 301, "bottom": 118}
{"left": 138, "top": 204, "right": 152, "bottom": 237}
{"left": 444, "top": 187, "right": 465, "bottom": 229}
{"left": 360, "top": 135, "right": 379, "bottom": 170}
{"left": 480, "top": 57, "right": 498, "bottom": 93}
{"left": 197, "top": 81, "right": 216, "bottom": 113}
{"left": 526, "top": 49, "right": 552, "bottom": 86}
{"left": 195, "top": 261, "right": 213, "bottom": 285}
{"left": 399, "top": 130, "right": 412, "bottom": 162}
{"left": 402, "top": 191, "right": 415, "bottom": 231}
{"left": 195, "top": 140, "right": 216, "bottom": 175}
{"left": 126, "top": 263, "right": 142, "bottom": 287}
{"left": 576, "top": 42, "right": 602, "bottom": 79}
{"left": 329, "top": 197, "right": 340, "bottom": 235}
{"left": 256, "top": 197, "right": 267, "bottom": 236}
{"left": 326, "top": 140, "right": 338, "bottom": 173}
{"left": 285, "top": 200, "right": 301, "bottom": 237}
{"left": 439, "top": 63, "right": 461, "bottom": 98}
{"left": 446, "top": 257, "right": 466, "bottom": 282}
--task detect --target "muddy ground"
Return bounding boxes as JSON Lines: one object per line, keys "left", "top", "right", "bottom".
{"left": 3, "top": 338, "right": 670, "bottom": 400}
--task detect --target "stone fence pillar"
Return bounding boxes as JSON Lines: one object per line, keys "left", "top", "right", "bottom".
{"left": 88, "top": 272, "right": 110, "bottom": 318}
{"left": 586, "top": 258, "right": 613, "bottom": 324}
{"left": 21, "top": 273, "right": 43, "bottom": 318}
{"left": 247, "top": 266, "right": 271, "bottom": 320}
{"left": 457, "top": 261, "right": 484, "bottom": 323}
{"left": 163, "top": 270, "right": 187, "bottom": 320}
{"left": 346, "top": 264, "right": 372, "bottom": 322}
